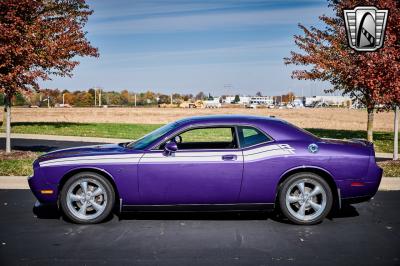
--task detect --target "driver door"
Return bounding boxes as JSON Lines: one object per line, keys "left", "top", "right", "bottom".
{"left": 137, "top": 126, "right": 244, "bottom": 205}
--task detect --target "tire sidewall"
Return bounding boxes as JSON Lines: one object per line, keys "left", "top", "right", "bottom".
{"left": 60, "top": 172, "right": 115, "bottom": 224}
{"left": 279, "top": 172, "right": 333, "bottom": 225}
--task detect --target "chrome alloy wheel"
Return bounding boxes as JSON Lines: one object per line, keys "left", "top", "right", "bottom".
{"left": 66, "top": 178, "right": 107, "bottom": 221}
{"left": 285, "top": 178, "right": 327, "bottom": 222}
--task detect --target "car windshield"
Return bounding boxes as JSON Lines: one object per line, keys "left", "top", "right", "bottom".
{"left": 127, "top": 122, "right": 179, "bottom": 150}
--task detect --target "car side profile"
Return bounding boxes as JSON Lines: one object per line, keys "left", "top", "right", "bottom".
{"left": 28, "top": 115, "right": 382, "bottom": 225}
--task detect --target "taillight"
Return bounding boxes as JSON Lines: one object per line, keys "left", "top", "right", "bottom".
{"left": 351, "top": 182, "right": 365, "bottom": 187}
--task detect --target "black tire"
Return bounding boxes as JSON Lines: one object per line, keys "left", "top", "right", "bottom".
{"left": 60, "top": 172, "right": 115, "bottom": 224}
{"left": 278, "top": 172, "right": 333, "bottom": 225}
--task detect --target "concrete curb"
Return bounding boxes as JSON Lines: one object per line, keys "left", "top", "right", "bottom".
{"left": 0, "top": 176, "right": 29, "bottom": 189}
{"left": 1, "top": 176, "right": 399, "bottom": 190}
{"left": 0, "top": 133, "right": 131, "bottom": 144}
{"left": 378, "top": 178, "right": 400, "bottom": 191}
{"left": 376, "top": 153, "right": 397, "bottom": 159}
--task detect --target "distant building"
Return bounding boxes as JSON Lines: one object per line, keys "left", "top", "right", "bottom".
{"left": 250, "top": 96, "right": 274, "bottom": 105}
{"left": 222, "top": 95, "right": 251, "bottom": 105}
{"left": 203, "top": 97, "right": 222, "bottom": 108}
{"left": 292, "top": 98, "right": 304, "bottom": 108}
{"left": 304, "top": 96, "right": 352, "bottom": 107}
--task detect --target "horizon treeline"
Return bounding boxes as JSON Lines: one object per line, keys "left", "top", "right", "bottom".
{"left": 0, "top": 89, "right": 296, "bottom": 107}
{"left": 0, "top": 89, "right": 211, "bottom": 107}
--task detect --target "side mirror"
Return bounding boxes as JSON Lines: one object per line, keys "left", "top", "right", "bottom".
{"left": 174, "top": 135, "right": 182, "bottom": 143}
{"left": 164, "top": 141, "right": 178, "bottom": 156}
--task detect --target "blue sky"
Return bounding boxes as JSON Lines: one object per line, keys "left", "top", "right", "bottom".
{"left": 41, "top": 0, "right": 333, "bottom": 96}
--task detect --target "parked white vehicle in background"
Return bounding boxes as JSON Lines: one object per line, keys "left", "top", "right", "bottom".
{"left": 245, "top": 104, "right": 257, "bottom": 109}
{"left": 292, "top": 99, "right": 305, "bottom": 108}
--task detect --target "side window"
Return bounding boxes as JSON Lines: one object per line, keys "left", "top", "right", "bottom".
{"left": 160, "top": 127, "right": 238, "bottom": 150}
{"left": 238, "top": 126, "right": 271, "bottom": 148}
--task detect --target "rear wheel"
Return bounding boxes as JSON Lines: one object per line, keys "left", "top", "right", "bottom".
{"left": 279, "top": 172, "right": 332, "bottom": 225}
{"left": 60, "top": 172, "right": 115, "bottom": 224}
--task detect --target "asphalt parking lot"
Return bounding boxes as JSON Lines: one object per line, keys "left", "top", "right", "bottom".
{"left": 0, "top": 138, "right": 103, "bottom": 152}
{"left": 0, "top": 190, "right": 399, "bottom": 265}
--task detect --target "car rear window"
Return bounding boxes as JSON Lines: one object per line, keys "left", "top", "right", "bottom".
{"left": 238, "top": 126, "right": 271, "bottom": 148}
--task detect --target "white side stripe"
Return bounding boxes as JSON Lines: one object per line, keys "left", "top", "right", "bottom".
{"left": 244, "top": 149, "right": 294, "bottom": 162}
{"left": 39, "top": 154, "right": 142, "bottom": 167}
{"left": 39, "top": 144, "right": 296, "bottom": 167}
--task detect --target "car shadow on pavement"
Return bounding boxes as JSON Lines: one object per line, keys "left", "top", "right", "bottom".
{"left": 119, "top": 211, "right": 272, "bottom": 221}
{"left": 117, "top": 205, "right": 359, "bottom": 224}
{"left": 328, "top": 204, "right": 359, "bottom": 219}
{"left": 33, "top": 202, "right": 61, "bottom": 219}
{"left": 32, "top": 203, "right": 359, "bottom": 223}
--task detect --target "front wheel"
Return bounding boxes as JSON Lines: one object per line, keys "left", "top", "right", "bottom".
{"left": 60, "top": 172, "right": 115, "bottom": 224}
{"left": 279, "top": 172, "right": 333, "bottom": 225}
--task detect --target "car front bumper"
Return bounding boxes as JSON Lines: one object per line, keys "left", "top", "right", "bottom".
{"left": 28, "top": 174, "right": 59, "bottom": 204}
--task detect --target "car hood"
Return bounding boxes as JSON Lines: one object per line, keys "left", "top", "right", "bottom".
{"left": 36, "top": 143, "right": 137, "bottom": 163}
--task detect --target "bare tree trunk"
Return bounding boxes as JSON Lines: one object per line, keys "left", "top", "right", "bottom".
{"left": 394, "top": 106, "right": 399, "bottom": 160}
{"left": 1, "top": 93, "right": 5, "bottom": 131}
{"left": 5, "top": 95, "right": 11, "bottom": 153}
{"left": 367, "top": 107, "right": 374, "bottom": 142}
{"left": 1, "top": 106, "right": 5, "bottom": 131}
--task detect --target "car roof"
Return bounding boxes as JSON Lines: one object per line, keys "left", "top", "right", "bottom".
{"left": 176, "top": 115, "right": 280, "bottom": 124}
{"left": 174, "top": 115, "right": 318, "bottom": 142}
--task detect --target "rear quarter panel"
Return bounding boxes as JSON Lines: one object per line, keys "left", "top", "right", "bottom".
{"left": 239, "top": 140, "right": 371, "bottom": 203}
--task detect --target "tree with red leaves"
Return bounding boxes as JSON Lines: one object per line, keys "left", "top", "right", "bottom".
{"left": 0, "top": 0, "right": 98, "bottom": 153}
{"left": 284, "top": 0, "right": 400, "bottom": 143}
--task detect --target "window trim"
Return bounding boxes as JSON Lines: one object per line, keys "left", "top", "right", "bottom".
{"left": 237, "top": 125, "right": 275, "bottom": 150}
{"left": 149, "top": 123, "right": 275, "bottom": 151}
{"left": 150, "top": 124, "right": 240, "bottom": 151}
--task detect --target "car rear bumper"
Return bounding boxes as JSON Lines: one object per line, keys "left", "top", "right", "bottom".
{"left": 337, "top": 165, "right": 383, "bottom": 203}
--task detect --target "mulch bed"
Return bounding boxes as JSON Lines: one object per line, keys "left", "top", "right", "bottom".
{"left": 378, "top": 160, "right": 400, "bottom": 167}
{"left": 0, "top": 151, "right": 38, "bottom": 160}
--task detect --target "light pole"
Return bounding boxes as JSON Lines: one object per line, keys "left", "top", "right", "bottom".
{"left": 94, "top": 88, "right": 97, "bottom": 107}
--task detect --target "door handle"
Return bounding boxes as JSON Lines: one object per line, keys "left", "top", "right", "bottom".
{"left": 222, "top": 155, "right": 237, "bottom": 161}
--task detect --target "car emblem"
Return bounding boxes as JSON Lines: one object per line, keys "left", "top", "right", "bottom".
{"left": 343, "top": 6, "right": 388, "bottom": 52}
{"left": 308, "top": 143, "right": 319, "bottom": 153}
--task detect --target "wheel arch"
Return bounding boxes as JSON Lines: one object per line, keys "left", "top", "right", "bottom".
{"left": 58, "top": 167, "right": 120, "bottom": 204}
{"left": 275, "top": 166, "right": 339, "bottom": 209}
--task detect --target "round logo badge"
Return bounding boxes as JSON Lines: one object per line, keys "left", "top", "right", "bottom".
{"left": 308, "top": 143, "right": 319, "bottom": 153}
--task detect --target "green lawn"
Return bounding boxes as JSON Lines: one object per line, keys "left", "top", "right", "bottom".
{"left": 306, "top": 128, "right": 396, "bottom": 154}
{"left": 0, "top": 151, "right": 38, "bottom": 176}
{"left": 6, "top": 122, "right": 398, "bottom": 153}
{"left": 9, "top": 122, "right": 161, "bottom": 140}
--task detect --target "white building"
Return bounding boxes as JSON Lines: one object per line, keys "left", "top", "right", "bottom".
{"left": 222, "top": 96, "right": 251, "bottom": 105}
{"left": 203, "top": 97, "right": 222, "bottom": 108}
{"left": 304, "top": 95, "right": 352, "bottom": 107}
{"left": 250, "top": 96, "right": 274, "bottom": 105}
{"left": 292, "top": 98, "right": 304, "bottom": 108}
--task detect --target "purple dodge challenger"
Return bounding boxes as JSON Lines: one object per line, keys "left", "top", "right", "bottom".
{"left": 29, "top": 115, "right": 382, "bottom": 225}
